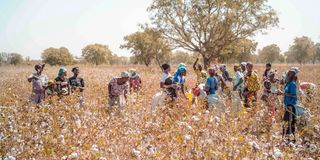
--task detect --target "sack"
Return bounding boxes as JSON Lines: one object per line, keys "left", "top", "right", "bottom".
{"left": 130, "top": 77, "right": 141, "bottom": 89}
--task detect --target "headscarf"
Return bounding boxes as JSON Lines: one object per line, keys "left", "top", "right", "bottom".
{"left": 290, "top": 67, "right": 300, "bottom": 74}
{"left": 219, "top": 64, "right": 226, "bottom": 71}
{"left": 233, "top": 64, "right": 240, "bottom": 71}
{"left": 121, "top": 71, "right": 129, "bottom": 78}
{"left": 174, "top": 67, "right": 186, "bottom": 83}
{"left": 129, "top": 69, "right": 138, "bottom": 78}
{"left": 177, "top": 63, "right": 186, "bottom": 68}
{"left": 58, "top": 67, "right": 67, "bottom": 77}
{"left": 240, "top": 62, "right": 247, "bottom": 66}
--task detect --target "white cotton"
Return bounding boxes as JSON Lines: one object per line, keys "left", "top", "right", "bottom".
{"left": 272, "top": 148, "right": 282, "bottom": 159}
{"left": 91, "top": 144, "right": 99, "bottom": 152}
{"left": 68, "top": 152, "right": 78, "bottom": 159}
{"left": 191, "top": 115, "right": 200, "bottom": 122}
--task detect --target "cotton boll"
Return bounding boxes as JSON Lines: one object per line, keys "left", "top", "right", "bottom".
{"left": 91, "top": 144, "right": 99, "bottom": 152}
{"left": 272, "top": 148, "right": 282, "bottom": 159}
{"left": 68, "top": 152, "right": 78, "bottom": 159}
{"left": 191, "top": 116, "right": 200, "bottom": 122}
{"left": 309, "top": 144, "right": 317, "bottom": 153}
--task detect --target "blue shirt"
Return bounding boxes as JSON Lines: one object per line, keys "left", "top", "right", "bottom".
{"left": 284, "top": 81, "right": 298, "bottom": 106}
{"left": 205, "top": 76, "right": 218, "bottom": 95}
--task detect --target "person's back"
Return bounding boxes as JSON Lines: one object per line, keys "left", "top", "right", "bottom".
{"left": 130, "top": 76, "right": 142, "bottom": 90}
{"left": 205, "top": 76, "right": 218, "bottom": 95}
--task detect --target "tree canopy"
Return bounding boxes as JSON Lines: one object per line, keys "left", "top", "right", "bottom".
{"left": 82, "top": 44, "right": 113, "bottom": 65}
{"left": 41, "top": 47, "right": 75, "bottom": 65}
{"left": 121, "top": 26, "right": 171, "bottom": 67}
{"left": 148, "top": 0, "right": 278, "bottom": 68}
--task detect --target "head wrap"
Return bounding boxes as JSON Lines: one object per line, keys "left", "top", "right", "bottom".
{"left": 177, "top": 63, "right": 186, "bottom": 68}
{"left": 219, "top": 64, "right": 226, "bottom": 70}
{"left": 121, "top": 71, "right": 129, "bottom": 78}
{"left": 290, "top": 67, "right": 300, "bottom": 74}
{"left": 58, "top": 67, "right": 67, "bottom": 77}
{"left": 234, "top": 64, "right": 240, "bottom": 71}
{"left": 129, "top": 69, "right": 138, "bottom": 78}
{"left": 174, "top": 67, "right": 186, "bottom": 83}
{"left": 240, "top": 62, "right": 247, "bottom": 66}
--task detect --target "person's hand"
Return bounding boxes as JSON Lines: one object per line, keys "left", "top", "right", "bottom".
{"left": 276, "top": 90, "right": 283, "bottom": 95}
{"left": 61, "top": 82, "right": 68, "bottom": 86}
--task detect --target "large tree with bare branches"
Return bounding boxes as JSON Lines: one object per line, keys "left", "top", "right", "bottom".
{"left": 148, "top": 0, "right": 278, "bottom": 68}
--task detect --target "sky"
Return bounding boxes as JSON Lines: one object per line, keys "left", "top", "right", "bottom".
{"left": 0, "top": 0, "right": 319, "bottom": 59}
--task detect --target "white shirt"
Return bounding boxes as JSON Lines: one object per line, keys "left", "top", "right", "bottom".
{"left": 233, "top": 71, "right": 244, "bottom": 90}
{"left": 160, "top": 72, "right": 171, "bottom": 83}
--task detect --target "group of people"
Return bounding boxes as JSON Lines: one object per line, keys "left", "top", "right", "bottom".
{"left": 28, "top": 61, "right": 316, "bottom": 143}
{"left": 28, "top": 64, "right": 84, "bottom": 103}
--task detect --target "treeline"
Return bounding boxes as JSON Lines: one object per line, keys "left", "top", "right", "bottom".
{"left": 1, "top": 35, "right": 320, "bottom": 66}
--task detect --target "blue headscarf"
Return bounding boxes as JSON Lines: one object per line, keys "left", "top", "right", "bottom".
{"left": 174, "top": 67, "right": 186, "bottom": 83}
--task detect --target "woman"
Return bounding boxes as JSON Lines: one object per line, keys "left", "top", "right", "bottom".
{"left": 278, "top": 69, "right": 298, "bottom": 142}
{"left": 173, "top": 67, "right": 187, "bottom": 98}
{"left": 243, "top": 62, "right": 260, "bottom": 108}
{"left": 55, "top": 67, "right": 70, "bottom": 96}
{"left": 27, "top": 64, "right": 48, "bottom": 103}
{"left": 108, "top": 72, "right": 130, "bottom": 107}
{"left": 204, "top": 68, "right": 219, "bottom": 107}
{"left": 129, "top": 69, "right": 142, "bottom": 92}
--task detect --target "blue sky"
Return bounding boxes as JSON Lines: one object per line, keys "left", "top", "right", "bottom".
{"left": 0, "top": 0, "right": 319, "bottom": 59}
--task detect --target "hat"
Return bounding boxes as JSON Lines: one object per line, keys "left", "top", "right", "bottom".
{"left": 290, "top": 67, "right": 300, "bottom": 74}
{"left": 48, "top": 80, "right": 55, "bottom": 86}
{"left": 121, "top": 71, "right": 129, "bottom": 78}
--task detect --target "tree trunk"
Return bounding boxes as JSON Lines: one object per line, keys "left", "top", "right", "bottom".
{"left": 203, "top": 56, "right": 210, "bottom": 70}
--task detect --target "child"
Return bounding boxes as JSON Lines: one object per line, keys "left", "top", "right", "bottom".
{"left": 129, "top": 69, "right": 142, "bottom": 92}
{"left": 45, "top": 80, "right": 57, "bottom": 97}
{"left": 261, "top": 80, "right": 277, "bottom": 115}
{"left": 27, "top": 64, "right": 48, "bottom": 104}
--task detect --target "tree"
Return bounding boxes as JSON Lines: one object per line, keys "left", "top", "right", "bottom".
{"left": 121, "top": 26, "right": 171, "bottom": 67}
{"left": 82, "top": 44, "right": 112, "bottom": 65}
{"left": 0, "top": 52, "right": 9, "bottom": 65}
{"left": 219, "top": 39, "right": 257, "bottom": 63}
{"left": 286, "top": 36, "right": 315, "bottom": 64}
{"left": 110, "top": 54, "right": 129, "bottom": 65}
{"left": 311, "top": 43, "right": 320, "bottom": 64}
{"left": 148, "top": 0, "right": 278, "bottom": 69}
{"left": 42, "top": 47, "right": 75, "bottom": 65}
{"left": 8, "top": 53, "right": 24, "bottom": 65}
{"left": 170, "top": 51, "right": 194, "bottom": 64}
{"left": 258, "top": 44, "right": 281, "bottom": 63}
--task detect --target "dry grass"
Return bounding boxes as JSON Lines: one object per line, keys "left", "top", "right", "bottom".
{"left": 0, "top": 64, "right": 319, "bottom": 159}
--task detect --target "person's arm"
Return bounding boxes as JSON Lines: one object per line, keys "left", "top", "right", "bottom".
{"left": 204, "top": 78, "right": 210, "bottom": 93}
{"left": 193, "top": 58, "right": 199, "bottom": 70}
